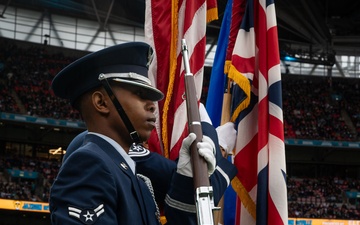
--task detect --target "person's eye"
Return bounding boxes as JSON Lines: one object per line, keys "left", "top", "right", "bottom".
{"left": 134, "top": 89, "right": 145, "bottom": 98}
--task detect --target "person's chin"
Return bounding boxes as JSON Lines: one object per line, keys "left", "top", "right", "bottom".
{"left": 140, "top": 131, "right": 151, "bottom": 142}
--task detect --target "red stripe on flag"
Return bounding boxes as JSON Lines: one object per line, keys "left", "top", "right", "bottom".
{"left": 234, "top": 135, "right": 258, "bottom": 191}
{"left": 183, "top": 0, "right": 204, "bottom": 31}
{"left": 267, "top": 26, "right": 280, "bottom": 69}
{"left": 254, "top": 1, "right": 267, "bottom": 81}
{"left": 231, "top": 55, "right": 255, "bottom": 75}
{"left": 269, "top": 114, "right": 284, "bottom": 140}
{"left": 145, "top": 0, "right": 218, "bottom": 160}
{"left": 268, "top": 193, "right": 283, "bottom": 224}
{"left": 226, "top": 0, "right": 247, "bottom": 63}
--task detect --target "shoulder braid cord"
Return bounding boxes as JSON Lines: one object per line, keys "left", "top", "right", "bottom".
{"left": 137, "top": 173, "right": 161, "bottom": 223}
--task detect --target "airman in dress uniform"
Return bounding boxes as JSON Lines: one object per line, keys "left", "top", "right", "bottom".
{"left": 50, "top": 42, "right": 237, "bottom": 225}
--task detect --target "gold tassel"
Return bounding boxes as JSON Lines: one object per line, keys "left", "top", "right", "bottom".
{"left": 227, "top": 64, "right": 251, "bottom": 122}
{"left": 231, "top": 177, "right": 256, "bottom": 219}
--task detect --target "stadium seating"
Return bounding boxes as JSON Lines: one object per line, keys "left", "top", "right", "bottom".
{"left": 1, "top": 37, "right": 360, "bottom": 220}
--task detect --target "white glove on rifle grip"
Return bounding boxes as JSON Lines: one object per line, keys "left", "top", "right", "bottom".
{"left": 177, "top": 133, "right": 216, "bottom": 177}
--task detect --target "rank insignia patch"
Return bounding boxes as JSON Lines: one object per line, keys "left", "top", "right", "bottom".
{"left": 68, "top": 204, "right": 104, "bottom": 224}
{"left": 128, "top": 143, "right": 150, "bottom": 158}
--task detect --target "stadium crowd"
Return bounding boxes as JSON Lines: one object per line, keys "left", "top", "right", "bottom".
{"left": 282, "top": 76, "right": 359, "bottom": 141}
{"left": 0, "top": 155, "right": 59, "bottom": 203}
{"left": 287, "top": 176, "right": 360, "bottom": 219}
{"left": 1, "top": 38, "right": 360, "bottom": 220}
{"left": 0, "top": 38, "right": 82, "bottom": 120}
{"left": 1, "top": 38, "right": 359, "bottom": 141}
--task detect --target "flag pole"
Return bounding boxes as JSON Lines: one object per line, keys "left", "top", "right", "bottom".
{"left": 214, "top": 78, "right": 232, "bottom": 225}
{"left": 220, "top": 78, "right": 232, "bottom": 125}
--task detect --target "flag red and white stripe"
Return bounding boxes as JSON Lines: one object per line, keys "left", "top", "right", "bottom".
{"left": 227, "top": 0, "right": 288, "bottom": 224}
{"left": 144, "top": 0, "right": 218, "bottom": 160}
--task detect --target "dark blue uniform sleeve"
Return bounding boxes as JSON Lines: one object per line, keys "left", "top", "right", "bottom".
{"left": 50, "top": 148, "right": 118, "bottom": 225}
{"left": 63, "top": 130, "right": 88, "bottom": 162}
{"left": 202, "top": 121, "right": 238, "bottom": 204}
{"left": 163, "top": 165, "right": 236, "bottom": 225}
{"left": 133, "top": 122, "right": 237, "bottom": 225}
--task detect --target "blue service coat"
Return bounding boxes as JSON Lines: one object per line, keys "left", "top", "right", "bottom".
{"left": 52, "top": 122, "right": 237, "bottom": 225}
{"left": 50, "top": 134, "right": 161, "bottom": 225}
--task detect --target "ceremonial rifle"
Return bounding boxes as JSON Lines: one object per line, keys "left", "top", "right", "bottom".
{"left": 181, "top": 39, "right": 219, "bottom": 225}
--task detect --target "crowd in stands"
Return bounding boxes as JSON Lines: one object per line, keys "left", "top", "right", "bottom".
{"left": 332, "top": 80, "right": 360, "bottom": 140}
{"left": 1, "top": 38, "right": 360, "bottom": 220}
{"left": 1, "top": 38, "right": 360, "bottom": 141}
{"left": 0, "top": 82, "right": 19, "bottom": 113}
{"left": 0, "top": 38, "right": 82, "bottom": 120}
{"left": 0, "top": 155, "right": 60, "bottom": 203}
{"left": 287, "top": 176, "right": 360, "bottom": 219}
{"left": 282, "top": 76, "right": 359, "bottom": 141}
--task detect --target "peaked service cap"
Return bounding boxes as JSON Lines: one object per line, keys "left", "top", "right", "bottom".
{"left": 51, "top": 42, "right": 164, "bottom": 104}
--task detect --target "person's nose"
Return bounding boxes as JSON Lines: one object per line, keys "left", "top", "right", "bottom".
{"left": 147, "top": 100, "right": 155, "bottom": 113}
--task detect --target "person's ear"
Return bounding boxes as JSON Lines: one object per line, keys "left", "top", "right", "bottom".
{"left": 92, "top": 91, "right": 110, "bottom": 113}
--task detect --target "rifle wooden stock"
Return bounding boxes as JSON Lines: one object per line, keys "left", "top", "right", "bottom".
{"left": 184, "top": 74, "right": 210, "bottom": 188}
{"left": 182, "top": 39, "right": 210, "bottom": 189}
{"left": 181, "top": 39, "right": 210, "bottom": 188}
{"left": 182, "top": 39, "right": 215, "bottom": 225}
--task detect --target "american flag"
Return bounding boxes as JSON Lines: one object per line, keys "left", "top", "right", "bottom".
{"left": 144, "top": 0, "right": 218, "bottom": 160}
{"left": 226, "top": 0, "right": 288, "bottom": 224}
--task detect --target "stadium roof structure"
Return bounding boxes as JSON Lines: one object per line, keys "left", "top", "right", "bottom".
{"left": 0, "top": 0, "right": 360, "bottom": 78}
{"left": 1, "top": 0, "right": 360, "bottom": 68}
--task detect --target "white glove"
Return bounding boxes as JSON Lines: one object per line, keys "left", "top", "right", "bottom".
{"left": 216, "top": 122, "right": 237, "bottom": 155}
{"left": 198, "top": 135, "right": 216, "bottom": 175}
{"left": 177, "top": 133, "right": 216, "bottom": 177}
{"left": 177, "top": 133, "right": 196, "bottom": 177}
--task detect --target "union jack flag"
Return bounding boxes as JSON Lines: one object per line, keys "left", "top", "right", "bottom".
{"left": 229, "top": 0, "right": 288, "bottom": 225}
{"left": 144, "top": 0, "right": 218, "bottom": 160}
{"left": 224, "top": 0, "right": 288, "bottom": 224}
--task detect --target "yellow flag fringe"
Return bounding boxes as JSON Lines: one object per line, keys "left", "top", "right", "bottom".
{"left": 162, "top": 0, "right": 179, "bottom": 159}
{"left": 206, "top": 7, "right": 218, "bottom": 23}
{"left": 224, "top": 60, "right": 254, "bottom": 219}
{"left": 226, "top": 63, "right": 251, "bottom": 123}
{"left": 231, "top": 177, "right": 256, "bottom": 219}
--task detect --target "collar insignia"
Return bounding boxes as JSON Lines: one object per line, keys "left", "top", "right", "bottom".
{"left": 120, "top": 162, "right": 128, "bottom": 170}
